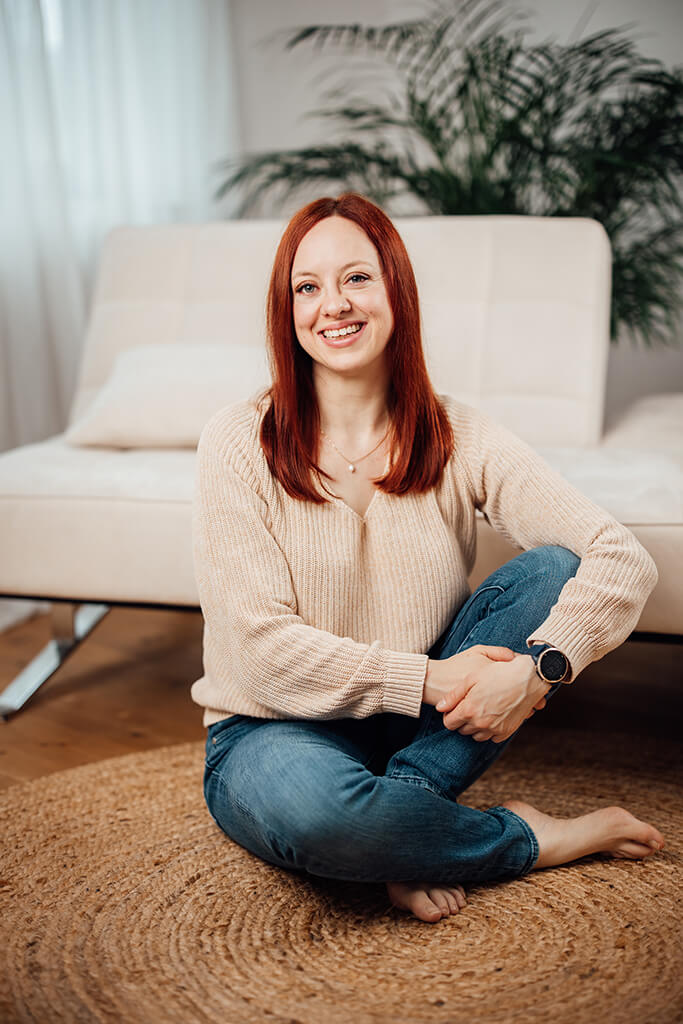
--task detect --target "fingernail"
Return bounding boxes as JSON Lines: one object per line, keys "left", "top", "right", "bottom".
{"left": 649, "top": 840, "right": 661, "bottom": 849}
{"left": 436, "top": 700, "right": 446, "bottom": 710}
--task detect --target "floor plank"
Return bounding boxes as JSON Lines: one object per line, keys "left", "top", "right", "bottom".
{"left": 0, "top": 607, "right": 206, "bottom": 789}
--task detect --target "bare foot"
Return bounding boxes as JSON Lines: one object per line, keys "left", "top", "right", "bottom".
{"left": 385, "top": 879, "right": 467, "bottom": 923}
{"left": 500, "top": 798, "right": 666, "bottom": 870}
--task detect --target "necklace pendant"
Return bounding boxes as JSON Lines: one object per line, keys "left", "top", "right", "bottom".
{"left": 348, "top": 464, "right": 356, "bottom": 473}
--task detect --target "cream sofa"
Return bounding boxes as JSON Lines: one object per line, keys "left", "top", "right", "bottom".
{"left": 0, "top": 216, "right": 680, "bottom": 717}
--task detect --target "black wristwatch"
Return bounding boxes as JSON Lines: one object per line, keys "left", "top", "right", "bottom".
{"left": 533, "top": 645, "right": 570, "bottom": 687}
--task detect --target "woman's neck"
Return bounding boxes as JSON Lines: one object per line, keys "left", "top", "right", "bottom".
{"left": 315, "top": 381, "right": 389, "bottom": 445}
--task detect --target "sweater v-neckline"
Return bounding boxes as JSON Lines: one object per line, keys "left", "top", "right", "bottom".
{"left": 327, "top": 450, "right": 390, "bottom": 522}
{"left": 330, "top": 487, "right": 381, "bottom": 522}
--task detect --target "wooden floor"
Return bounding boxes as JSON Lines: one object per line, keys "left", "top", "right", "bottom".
{"left": 0, "top": 606, "right": 681, "bottom": 792}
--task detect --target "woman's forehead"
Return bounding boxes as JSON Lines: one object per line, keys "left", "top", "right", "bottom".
{"left": 293, "top": 217, "right": 380, "bottom": 272}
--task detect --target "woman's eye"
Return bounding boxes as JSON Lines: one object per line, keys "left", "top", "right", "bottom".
{"left": 295, "top": 274, "right": 368, "bottom": 295}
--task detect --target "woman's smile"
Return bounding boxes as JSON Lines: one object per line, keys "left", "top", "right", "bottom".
{"left": 320, "top": 321, "right": 367, "bottom": 347}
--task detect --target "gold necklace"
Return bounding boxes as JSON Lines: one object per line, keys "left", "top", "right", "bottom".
{"left": 321, "top": 428, "right": 389, "bottom": 473}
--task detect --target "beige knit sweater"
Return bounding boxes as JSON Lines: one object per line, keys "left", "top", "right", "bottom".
{"left": 190, "top": 392, "right": 658, "bottom": 727}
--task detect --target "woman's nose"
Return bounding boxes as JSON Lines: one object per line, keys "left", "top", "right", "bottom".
{"left": 322, "top": 288, "right": 351, "bottom": 317}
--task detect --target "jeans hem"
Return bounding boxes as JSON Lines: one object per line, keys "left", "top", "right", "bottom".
{"left": 489, "top": 805, "right": 539, "bottom": 875}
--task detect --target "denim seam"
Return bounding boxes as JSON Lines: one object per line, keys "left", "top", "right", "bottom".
{"left": 211, "top": 766, "right": 264, "bottom": 831}
{"left": 384, "top": 772, "right": 447, "bottom": 800}
{"left": 453, "top": 585, "right": 506, "bottom": 655}
{"left": 432, "top": 584, "right": 506, "bottom": 657}
{"left": 491, "top": 805, "right": 539, "bottom": 874}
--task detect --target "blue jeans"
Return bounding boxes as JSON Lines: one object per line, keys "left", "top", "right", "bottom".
{"left": 202, "top": 545, "right": 579, "bottom": 886}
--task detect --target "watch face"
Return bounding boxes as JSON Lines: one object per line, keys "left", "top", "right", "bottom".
{"left": 540, "top": 649, "right": 568, "bottom": 682}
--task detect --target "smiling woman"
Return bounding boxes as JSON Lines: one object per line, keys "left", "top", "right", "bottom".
{"left": 290, "top": 217, "right": 396, "bottom": 469}
{"left": 258, "top": 192, "right": 453, "bottom": 507}
{"left": 191, "top": 192, "right": 663, "bottom": 924}
{"left": 293, "top": 222, "right": 390, "bottom": 362}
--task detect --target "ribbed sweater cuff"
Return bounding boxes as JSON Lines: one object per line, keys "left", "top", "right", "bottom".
{"left": 383, "top": 652, "right": 429, "bottom": 717}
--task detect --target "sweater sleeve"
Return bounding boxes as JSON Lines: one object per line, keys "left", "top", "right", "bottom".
{"left": 192, "top": 414, "right": 428, "bottom": 720}
{"left": 462, "top": 405, "right": 659, "bottom": 682}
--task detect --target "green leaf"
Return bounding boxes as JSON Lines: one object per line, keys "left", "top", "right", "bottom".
{"left": 215, "top": 0, "right": 683, "bottom": 347}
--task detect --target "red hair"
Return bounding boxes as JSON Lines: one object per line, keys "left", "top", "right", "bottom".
{"left": 256, "top": 193, "right": 454, "bottom": 503}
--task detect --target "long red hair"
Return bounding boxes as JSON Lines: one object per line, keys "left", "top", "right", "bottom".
{"left": 256, "top": 193, "right": 454, "bottom": 503}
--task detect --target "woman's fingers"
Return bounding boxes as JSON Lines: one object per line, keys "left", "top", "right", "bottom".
{"left": 436, "top": 688, "right": 468, "bottom": 712}
{"left": 435, "top": 677, "right": 471, "bottom": 712}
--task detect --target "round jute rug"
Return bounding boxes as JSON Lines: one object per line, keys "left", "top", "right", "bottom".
{"left": 0, "top": 726, "right": 680, "bottom": 1024}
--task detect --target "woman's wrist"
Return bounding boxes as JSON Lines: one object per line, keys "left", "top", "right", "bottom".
{"left": 422, "top": 658, "right": 444, "bottom": 706}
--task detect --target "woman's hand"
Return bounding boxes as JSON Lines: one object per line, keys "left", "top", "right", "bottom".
{"left": 424, "top": 645, "right": 550, "bottom": 743}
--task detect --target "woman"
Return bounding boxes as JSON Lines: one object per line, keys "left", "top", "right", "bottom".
{"left": 191, "top": 193, "right": 665, "bottom": 923}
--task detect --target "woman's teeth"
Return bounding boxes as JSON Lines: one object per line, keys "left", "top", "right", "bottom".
{"left": 321, "top": 323, "right": 363, "bottom": 339}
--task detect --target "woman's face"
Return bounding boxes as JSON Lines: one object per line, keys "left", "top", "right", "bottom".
{"left": 290, "top": 216, "right": 394, "bottom": 380}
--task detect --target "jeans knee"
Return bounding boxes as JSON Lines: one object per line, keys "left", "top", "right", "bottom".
{"left": 522, "top": 544, "right": 579, "bottom": 583}
{"left": 286, "top": 776, "right": 387, "bottom": 873}
{"left": 295, "top": 775, "right": 369, "bottom": 842}
{"left": 283, "top": 798, "right": 339, "bottom": 853}
{"left": 542, "top": 544, "right": 580, "bottom": 581}
{"left": 255, "top": 760, "right": 354, "bottom": 857}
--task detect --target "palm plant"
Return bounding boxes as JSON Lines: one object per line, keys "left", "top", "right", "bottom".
{"left": 216, "top": 0, "right": 683, "bottom": 347}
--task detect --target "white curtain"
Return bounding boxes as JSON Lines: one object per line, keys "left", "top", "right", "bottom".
{"left": 0, "top": 0, "right": 240, "bottom": 632}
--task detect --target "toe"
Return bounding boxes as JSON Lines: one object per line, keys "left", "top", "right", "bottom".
{"left": 417, "top": 895, "right": 444, "bottom": 921}
{"left": 427, "top": 890, "right": 449, "bottom": 915}
{"left": 603, "top": 840, "right": 661, "bottom": 860}
{"left": 621, "top": 840, "right": 661, "bottom": 858}
{"left": 443, "top": 886, "right": 466, "bottom": 909}
{"left": 453, "top": 887, "right": 467, "bottom": 909}
{"left": 440, "top": 890, "right": 460, "bottom": 915}
{"left": 633, "top": 823, "right": 664, "bottom": 848}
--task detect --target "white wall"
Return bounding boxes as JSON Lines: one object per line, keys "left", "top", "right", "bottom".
{"left": 228, "top": 0, "right": 683, "bottom": 423}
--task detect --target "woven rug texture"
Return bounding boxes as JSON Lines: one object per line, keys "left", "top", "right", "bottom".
{"left": 0, "top": 726, "right": 681, "bottom": 1024}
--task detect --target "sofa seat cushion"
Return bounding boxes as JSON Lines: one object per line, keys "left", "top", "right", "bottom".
{"left": 511, "top": 392, "right": 682, "bottom": 635}
{"left": 1, "top": 395, "right": 681, "bottom": 628}
{"left": 0, "top": 436, "right": 196, "bottom": 501}
{"left": 600, "top": 393, "right": 683, "bottom": 455}
{"left": 535, "top": 447, "right": 682, "bottom": 525}
{"left": 536, "top": 429, "right": 682, "bottom": 635}
{"left": 0, "top": 437, "right": 197, "bottom": 603}
{"left": 539, "top": 392, "right": 683, "bottom": 525}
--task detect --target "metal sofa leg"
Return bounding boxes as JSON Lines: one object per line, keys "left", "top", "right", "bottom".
{"left": 0, "top": 602, "right": 110, "bottom": 720}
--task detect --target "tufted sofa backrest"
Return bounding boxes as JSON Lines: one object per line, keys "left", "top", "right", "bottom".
{"left": 68, "top": 215, "right": 611, "bottom": 447}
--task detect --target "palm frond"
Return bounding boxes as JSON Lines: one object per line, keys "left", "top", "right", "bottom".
{"left": 303, "top": 104, "right": 412, "bottom": 134}
{"left": 216, "top": 0, "right": 683, "bottom": 345}
{"left": 613, "top": 223, "right": 683, "bottom": 347}
{"left": 216, "top": 143, "right": 436, "bottom": 217}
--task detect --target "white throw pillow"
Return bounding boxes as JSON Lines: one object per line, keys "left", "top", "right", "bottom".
{"left": 63, "top": 343, "right": 271, "bottom": 448}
